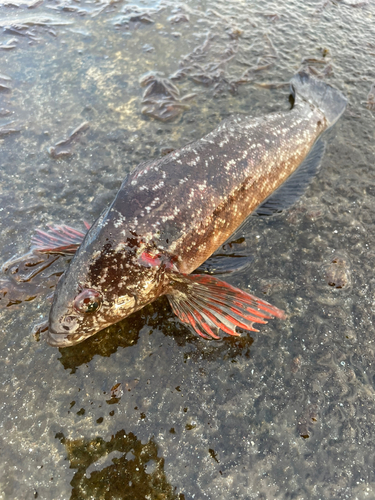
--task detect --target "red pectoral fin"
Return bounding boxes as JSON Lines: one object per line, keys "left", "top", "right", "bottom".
{"left": 167, "top": 273, "right": 285, "bottom": 340}
{"left": 31, "top": 224, "right": 88, "bottom": 255}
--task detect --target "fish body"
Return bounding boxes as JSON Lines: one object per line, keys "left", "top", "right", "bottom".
{"left": 46, "top": 72, "right": 347, "bottom": 347}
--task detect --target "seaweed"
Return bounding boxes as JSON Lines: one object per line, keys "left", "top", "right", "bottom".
{"left": 0, "top": 0, "right": 42, "bottom": 7}
{"left": 174, "top": 25, "right": 279, "bottom": 96}
{"left": 140, "top": 73, "right": 195, "bottom": 122}
{"left": 55, "top": 430, "right": 180, "bottom": 500}
{"left": 48, "top": 121, "right": 89, "bottom": 159}
{"left": 112, "top": 5, "right": 161, "bottom": 28}
{"left": 0, "top": 14, "right": 73, "bottom": 41}
{"left": 0, "top": 121, "right": 21, "bottom": 136}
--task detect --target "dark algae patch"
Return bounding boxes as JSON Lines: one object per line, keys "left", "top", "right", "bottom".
{"left": 56, "top": 431, "right": 179, "bottom": 500}
{"left": 0, "top": 0, "right": 375, "bottom": 499}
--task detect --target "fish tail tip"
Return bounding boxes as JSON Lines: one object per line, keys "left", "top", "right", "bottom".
{"left": 290, "top": 70, "right": 347, "bottom": 127}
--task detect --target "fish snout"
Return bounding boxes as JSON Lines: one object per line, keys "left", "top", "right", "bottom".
{"left": 46, "top": 314, "right": 80, "bottom": 347}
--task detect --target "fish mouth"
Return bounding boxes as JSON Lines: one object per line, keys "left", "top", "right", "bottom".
{"left": 45, "top": 326, "right": 71, "bottom": 347}
{"left": 46, "top": 313, "right": 84, "bottom": 347}
{"left": 46, "top": 324, "right": 87, "bottom": 347}
{"left": 46, "top": 325, "right": 94, "bottom": 348}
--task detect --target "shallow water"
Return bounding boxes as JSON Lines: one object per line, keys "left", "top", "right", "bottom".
{"left": 0, "top": 0, "right": 375, "bottom": 498}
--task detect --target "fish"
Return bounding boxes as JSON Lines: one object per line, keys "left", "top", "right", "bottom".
{"left": 41, "top": 71, "right": 346, "bottom": 347}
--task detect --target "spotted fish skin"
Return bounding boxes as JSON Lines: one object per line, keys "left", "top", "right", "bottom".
{"left": 46, "top": 72, "right": 346, "bottom": 347}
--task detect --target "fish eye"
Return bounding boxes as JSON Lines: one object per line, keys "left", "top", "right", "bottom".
{"left": 74, "top": 289, "right": 102, "bottom": 314}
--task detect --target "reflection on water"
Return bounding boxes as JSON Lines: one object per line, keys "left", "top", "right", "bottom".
{"left": 57, "top": 295, "right": 255, "bottom": 372}
{"left": 57, "top": 298, "right": 171, "bottom": 372}
{"left": 0, "top": 0, "right": 375, "bottom": 498}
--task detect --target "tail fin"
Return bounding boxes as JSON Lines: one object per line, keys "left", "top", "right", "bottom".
{"left": 290, "top": 71, "right": 347, "bottom": 128}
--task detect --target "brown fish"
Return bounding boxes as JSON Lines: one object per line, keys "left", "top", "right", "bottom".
{"left": 38, "top": 72, "right": 346, "bottom": 347}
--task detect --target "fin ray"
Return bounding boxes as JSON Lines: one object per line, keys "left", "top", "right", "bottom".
{"left": 255, "top": 139, "right": 325, "bottom": 216}
{"left": 167, "top": 273, "right": 285, "bottom": 340}
{"left": 31, "top": 224, "right": 88, "bottom": 255}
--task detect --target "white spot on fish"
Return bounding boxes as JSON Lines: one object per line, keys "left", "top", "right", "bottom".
{"left": 152, "top": 181, "right": 165, "bottom": 190}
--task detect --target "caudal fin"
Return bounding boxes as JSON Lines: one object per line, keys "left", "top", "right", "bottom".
{"left": 290, "top": 71, "right": 347, "bottom": 128}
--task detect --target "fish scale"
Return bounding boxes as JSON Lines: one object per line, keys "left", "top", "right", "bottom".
{"left": 107, "top": 108, "right": 323, "bottom": 275}
{"left": 41, "top": 72, "right": 347, "bottom": 347}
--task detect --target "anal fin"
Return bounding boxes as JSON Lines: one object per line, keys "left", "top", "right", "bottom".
{"left": 167, "top": 273, "right": 285, "bottom": 340}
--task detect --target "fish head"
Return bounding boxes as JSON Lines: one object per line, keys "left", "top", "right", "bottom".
{"left": 46, "top": 222, "right": 167, "bottom": 347}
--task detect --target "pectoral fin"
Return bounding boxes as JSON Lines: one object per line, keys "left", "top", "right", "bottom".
{"left": 167, "top": 273, "right": 285, "bottom": 340}
{"left": 31, "top": 223, "right": 90, "bottom": 255}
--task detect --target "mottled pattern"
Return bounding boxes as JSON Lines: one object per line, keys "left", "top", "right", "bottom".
{"left": 47, "top": 93, "right": 328, "bottom": 346}
{"left": 109, "top": 102, "right": 326, "bottom": 273}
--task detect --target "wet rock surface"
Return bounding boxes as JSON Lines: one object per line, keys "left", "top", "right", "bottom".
{"left": 0, "top": 0, "right": 375, "bottom": 499}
